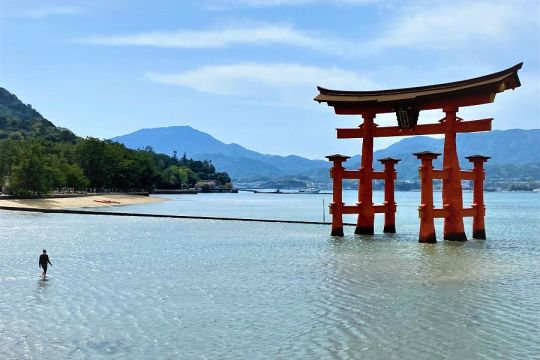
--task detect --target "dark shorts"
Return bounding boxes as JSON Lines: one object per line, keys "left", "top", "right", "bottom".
{"left": 41, "top": 265, "right": 48, "bottom": 273}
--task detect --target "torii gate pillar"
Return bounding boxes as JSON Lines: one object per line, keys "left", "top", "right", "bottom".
{"left": 356, "top": 113, "right": 375, "bottom": 235}
{"left": 379, "top": 157, "right": 400, "bottom": 233}
{"left": 414, "top": 151, "right": 441, "bottom": 243}
{"left": 326, "top": 154, "right": 350, "bottom": 236}
{"left": 466, "top": 155, "right": 490, "bottom": 239}
{"left": 442, "top": 107, "right": 467, "bottom": 241}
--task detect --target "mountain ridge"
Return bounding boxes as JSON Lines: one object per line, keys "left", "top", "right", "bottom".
{"left": 112, "top": 126, "right": 329, "bottom": 179}
{"left": 112, "top": 126, "right": 540, "bottom": 181}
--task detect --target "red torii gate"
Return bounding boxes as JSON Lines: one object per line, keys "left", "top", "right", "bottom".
{"left": 315, "top": 63, "right": 522, "bottom": 241}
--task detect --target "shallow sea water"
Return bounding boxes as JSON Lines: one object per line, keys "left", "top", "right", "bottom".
{"left": 1, "top": 191, "right": 539, "bottom": 359}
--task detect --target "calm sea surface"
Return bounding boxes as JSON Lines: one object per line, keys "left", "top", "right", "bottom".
{"left": 1, "top": 191, "right": 539, "bottom": 359}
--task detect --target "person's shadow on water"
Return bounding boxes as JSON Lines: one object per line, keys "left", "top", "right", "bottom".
{"left": 38, "top": 277, "right": 50, "bottom": 288}
{"left": 34, "top": 277, "right": 52, "bottom": 304}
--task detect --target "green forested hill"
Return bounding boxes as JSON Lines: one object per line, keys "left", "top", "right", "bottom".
{"left": 0, "top": 87, "right": 232, "bottom": 196}
{"left": 0, "top": 87, "right": 77, "bottom": 142}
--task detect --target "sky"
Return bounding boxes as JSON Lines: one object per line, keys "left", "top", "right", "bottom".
{"left": 1, "top": 0, "right": 539, "bottom": 160}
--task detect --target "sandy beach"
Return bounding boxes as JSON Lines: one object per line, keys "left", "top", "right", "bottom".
{"left": 0, "top": 194, "right": 166, "bottom": 210}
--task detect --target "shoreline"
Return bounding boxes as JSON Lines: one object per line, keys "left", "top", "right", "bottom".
{"left": 0, "top": 194, "right": 166, "bottom": 210}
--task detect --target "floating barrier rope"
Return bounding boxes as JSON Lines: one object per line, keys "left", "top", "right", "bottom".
{"left": 0, "top": 206, "right": 356, "bottom": 226}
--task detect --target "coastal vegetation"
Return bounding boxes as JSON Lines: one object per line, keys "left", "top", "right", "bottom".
{"left": 0, "top": 87, "right": 232, "bottom": 197}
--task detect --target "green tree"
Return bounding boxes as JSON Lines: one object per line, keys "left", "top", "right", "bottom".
{"left": 63, "top": 163, "right": 89, "bottom": 190}
{"left": 215, "top": 172, "right": 231, "bottom": 185}
{"left": 76, "top": 137, "right": 113, "bottom": 190}
{"left": 8, "top": 131, "right": 24, "bottom": 141}
{"left": 8, "top": 141, "right": 55, "bottom": 196}
{"left": 163, "top": 165, "right": 191, "bottom": 189}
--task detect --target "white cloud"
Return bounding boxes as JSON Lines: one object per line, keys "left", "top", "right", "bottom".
{"left": 84, "top": 0, "right": 537, "bottom": 56}
{"left": 85, "top": 22, "right": 390, "bottom": 59}
{"left": 146, "top": 63, "right": 380, "bottom": 95}
{"left": 369, "top": 1, "right": 538, "bottom": 51}
{"left": 84, "top": 23, "right": 367, "bottom": 57}
{"left": 84, "top": 24, "right": 321, "bottom": 49}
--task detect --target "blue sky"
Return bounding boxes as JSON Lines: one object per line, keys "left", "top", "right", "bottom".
{"left": 1, "top": 0, "right": 539, "bottom": 159}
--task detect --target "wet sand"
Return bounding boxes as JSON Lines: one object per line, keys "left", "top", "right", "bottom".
{"left": 0, "top": 194, "right": 166, "bottom": 209}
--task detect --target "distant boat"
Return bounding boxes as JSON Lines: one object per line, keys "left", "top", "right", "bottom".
{"left": 93, "top": 199, "right": 120, "bottom": 204}
{"left": 251, "top": 189, "right": 282, "bottom": 194}
{"left": 298, "top": 189, "right": 320, "bottom": 194}
{"left": 241, "top": 188, "right": 321, "bottom": 194}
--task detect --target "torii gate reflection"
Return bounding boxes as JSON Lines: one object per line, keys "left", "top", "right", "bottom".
{"left": 316, "top": 63, "right": 522, "bottom": 242}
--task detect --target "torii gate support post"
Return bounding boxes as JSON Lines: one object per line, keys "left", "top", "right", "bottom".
{"left": 326, "top": 154, "right": 350, "bottom": 237}
{"left": 442, "top": 107, "right": 467, "bottom": 241}
{"left": 414, "top": 151, "right": 441, "bottom": 243}
{"left": 379, "top": 157, "right": 400, "bottom": 233}
{"left": 356, "top": 113, "right": 375, "bottom": 235}
{"left": 466, "top": 155, "right": 490, "bottom": 239}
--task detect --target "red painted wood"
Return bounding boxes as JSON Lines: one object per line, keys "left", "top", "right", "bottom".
{"left": 356, "top": 114, "right": 375, "bottom": 235}
{"left": 432, "top": 170, "right": 445, "bottom": 179}
{"left": 372, "top": 171, "right": 386, "bottom": 180}
{"left": 415, "top": 152, "right": 440, "bottom": 243}
{"left": 337, "top": 118, "right": 492, "bottom": 139}
{"left": 342, "top": 170, "right": 361, "bottom": 179}
{"left": 467, "top": 156, "right": 490, "bottom": 239}
{"left": 380, "top": 158, "right": 399, "bottom": 233}
{"left": 460, "top": 170, "right": 475, "bottom": 180}
{"left": 433, "top": 208, "right": 449, "bottom": 218}
{"left": 431, "top": 207, "right": 476, "bottom": 218}
{"left": 331, "top": 93, "right": 496, "bottom": 115}
{"left": 442, "top": 108, "right": 467, "bottom": 241}
{"left": 343, "top": 204, "right": 387, "bottom": 214}
{"left": 343, "top": 205, "right": 360, "bottom": 214}
{"left": 327, "top": 155, "right": 349, "bottom": 236}
{"left": 461, "top": 207, "right": 478, "bottom": 217}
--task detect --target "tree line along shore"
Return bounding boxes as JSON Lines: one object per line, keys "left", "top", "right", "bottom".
{"left": 0, "top": 138, "right": 232, "bottom": 198}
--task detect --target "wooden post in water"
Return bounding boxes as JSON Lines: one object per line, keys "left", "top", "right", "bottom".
{"left": 322, "top": 198, "right": 326, "bottom": 224}
{"left": 414, "top": 151, "right": 440, "bottom": 243}
{"left": 442, "top": 107, "right": 467, "bottom": 241}
{"left": 466, "top": 155, "right": 490, "bottom": 239}
{"left": 326, "top": 154, "right": 350, "bottom": 236}
{"left": 356, "top": 113, "right": 376, "bottom": 235}
{"left": 379, "top": 157, "right": 400, "bottom": 233}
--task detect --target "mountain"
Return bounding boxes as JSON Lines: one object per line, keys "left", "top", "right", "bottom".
{"left": 112, "top": 126, "right": 329, "bottom": 180}
{"left": 113, "top": 126, "right": 540, "bottom": 182}
{"left": 0, "top": 87, "right": 77, "bottom": 142}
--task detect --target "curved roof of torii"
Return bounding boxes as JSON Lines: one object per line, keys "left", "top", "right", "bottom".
{"left": 314, "top": 63, "right": 522, "bottom": 114}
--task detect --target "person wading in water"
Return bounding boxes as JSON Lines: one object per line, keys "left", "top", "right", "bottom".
{"left": 39, "top": 250, "right": 52, "bottom": 278}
